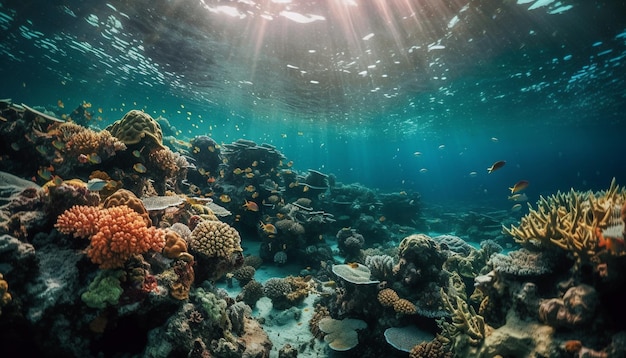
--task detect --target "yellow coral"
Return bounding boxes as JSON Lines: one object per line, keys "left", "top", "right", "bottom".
{"left": 377, "top": 288, "right": 399, "bottom": 307}
{"left": 503, "top": 178, "right": 626, "bottom": 266}
{"left": 106, "top": 110, "right": 165, "bottom": 150}
{"left": 189, "top": 219, "right": 242, "bottom": 259}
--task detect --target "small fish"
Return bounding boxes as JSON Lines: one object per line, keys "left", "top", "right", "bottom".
{"left": 37, "top": 166, "right": 53, "bottom": 180}
{"left": 245, "top": 185, "right": 256, "bottom": 192}
{"left": 438, "top": 144, "right": 445, "bottom": 150}
{"left": 98, "top": 108, "right": 103, "bottom": 113}
{"left": 251, "top": 160, "right": 258, "bottom": 167}
{"left": 132, "top": 150, "right": 142, "bottom": 158}
{"left": 511, "top": 203, "right": 522, "bottom": 212}
{"left": 244, "top": 167, "right": 252, "bottom": 173}
{"left": 11, "top": 143, "right": 20, "bottom": 151}
{"left": 413, "top": 151, "right": 422, "bottom": 157}
{"left": 487, "top": 160, "right": 506, "bottom": 173}
{"left": 219, "top": 194, "right": 231, "bottom": 203}
{"left": 207, "top": 176, "right": 216, "bottom": 184}
{"left": 491, "top": 137, "right": 499, "bottom": 142}
{"left": 245, "top": 173, "right": 254, "bottom": 178}
{"left": 302, "top": 185, "right": 309, "bottom": 192}
{"left": 243, "top": 200, "right": 259, "bottom": 212}
{"left": 286, "top": 161, "right": 293, "bottom": 167}
{"left": 379, "top": 216, "right": 386, "bottom": 222}
{"left": 133, "top": 163, "right": 147, "bottom": 173}
{"left": 260, "top": 221, "right": 278, "bottom": 235}
{"left": 87, "top": 153, "right": 101, "bottom": 164}
{"left": 51, "top": 140, "right": 65, "bottom": 150}
{"left": 207, "top": 145, "right": 215, "bottom": 152}
{"left": 193, "top": 146, "right": 200, "bottom": 154}
{"left": 508, "top": 193, "right": 528, "bottom": 202}
{"left": 233, "top": 168, "right": 243, "bottom": 175}
{"left": 251, "top": 191, "right": 259, "bottom": 198}
{"left": 57, "top": 100, "right": 64, "bottom": 108}
{"left": 87, "top": 178, "right": 108, "bottom": 191}
{"left": 35, "top": 145, "right": 48, "bottom": 155}
{"left": 419, "top": 168, "right": 428, "bottom": 173}
{"left": 509, "top": 180, "right": 529, "bottom": 194}
{"left": 469, "top": 171, "right": 478, "bottom": 177}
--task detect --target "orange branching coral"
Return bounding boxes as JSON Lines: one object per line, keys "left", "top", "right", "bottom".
{"left": 87, "top": 205, "right": 165, "bottom": 269}
{"left": 103, "top": 189, "right": 151, "bottom": 227}
{"left": 55, "top": 205, "right": 102, "bottom": 238}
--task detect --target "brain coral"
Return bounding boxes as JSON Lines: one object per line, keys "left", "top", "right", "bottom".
{"left": 106, "top": 110, "right": 165, "bottom": 150}
{"left": 103, "top": 189, "right": 151, "bottom": 227}
{"left": 189, "top": 220, "right": 242, "bottom": 260}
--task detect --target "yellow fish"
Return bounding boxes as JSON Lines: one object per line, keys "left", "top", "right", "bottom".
{"left": 245, "top": 185, "right": 256, "bottom": 192}
{"left": 233, "top": 168, "right": 243, "bottom": 175}
{"left": 220, "top": 194, "right": 231, "bottom": 203}
{"left": 133, "top": 163, "right": 147, "bottom": 173}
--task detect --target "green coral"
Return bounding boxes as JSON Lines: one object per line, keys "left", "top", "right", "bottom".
{"left": 193, "top": 287, "right": 229, "bottom": 328}
{"left": 81, "top": 270, "right": 124, "bottom": 309}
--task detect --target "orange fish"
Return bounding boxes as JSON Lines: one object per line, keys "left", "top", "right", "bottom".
{"left": 243, "top": 200, "right": 259, "bottom": 212}
{"left": 259, "top": 222, "right": 278, "bottom": 235}
{"left": 207, "top": 176, "right": 216, "bottom": 184}
{"left": 509, "top": 180, "right": 529, "bottom": 194}
{"left": 487, "top": 160, "right": 506, "bottom": 173}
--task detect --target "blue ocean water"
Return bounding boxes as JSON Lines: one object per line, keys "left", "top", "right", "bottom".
{"left": 2, "top": 0, "right": 624, "bottom": 210}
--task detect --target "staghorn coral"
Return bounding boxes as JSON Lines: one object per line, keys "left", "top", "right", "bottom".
{"left": 102, "top": 189, "right": 151, "bottom": 226}
{"left": 503, "top": 178, "right": 626, "bottom": 270}
{"left": 106, "top": 109, "right": 165, "bottom": 150}
{"left": 437, "top": 277, "right": 487, "bottom": 354}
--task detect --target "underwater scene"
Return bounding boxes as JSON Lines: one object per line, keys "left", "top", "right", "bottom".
{"left": 1, "top": 0, "right": 626, "bottom": 357}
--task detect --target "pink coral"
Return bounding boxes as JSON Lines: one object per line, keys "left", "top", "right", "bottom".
{"left": 56, "top": 205, "right": 166, "bottom": 269}
{"left": 55, "top": 205, "right": 102, "bottom": 238}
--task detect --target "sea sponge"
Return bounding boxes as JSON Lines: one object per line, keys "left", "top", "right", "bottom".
{"left": 275, "top": 219, "right": 305, "bottom": 236}
{"left": 103, "top": 189, "right": 152, "bottom": 226}
{"left": 106, "top": 109, "right": 165, "bottom": 150}
{"left": 81, "top": 270, "right": 124, "bottom": 309}
{"left": 393, "top": 298, "right": 417, "bottom": 315}
{"left": 378, "top": 288, "right": 400, "bottom": 307}
{"left": 86, "top": 205, "right": 166, "bottom": 269}
{"left": 189, "top": 219, "right": 242, "bottom": 260}
{"left": 55, "top": 204, "right": 102, "bottom": 238}
{"left": 236, "top": 280, "right": 264, "bottom": 307}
